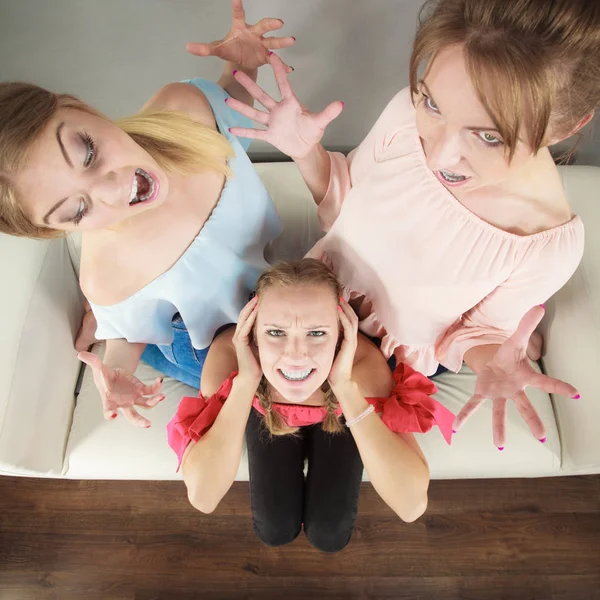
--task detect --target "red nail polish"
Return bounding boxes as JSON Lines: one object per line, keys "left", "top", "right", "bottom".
{"left": 498, "top": 447, "right": 504, "bottom": 451}
{"left": 232, "top": 69, "right": 238, "bottom": 76}
{"left": 268, "top": 51, "right": 274, "bottom": 56}
{"left": 540, "top": 303, "right": 546, "bottom": 309}
{"left": 111, "top": 413, "right": 117, "bottom": 419}
{"left": 539, "top": 437, "right": 547, "bottom": 444}
{"left": 341, "top": 101, "right": 345, "bottom": 108}
{"left": 573, "top": 394, "right": 581, "bottom": 399}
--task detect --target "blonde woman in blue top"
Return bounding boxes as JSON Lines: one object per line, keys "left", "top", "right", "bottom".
{"left": 0, "top": 1, "right": 294, "bottom": 427}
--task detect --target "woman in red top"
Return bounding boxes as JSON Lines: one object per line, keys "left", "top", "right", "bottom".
{"left": 168, "top": 259, "right": 454, "bottom": 552}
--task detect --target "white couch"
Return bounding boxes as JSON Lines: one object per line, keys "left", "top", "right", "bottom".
{"left": 1, "top": 163, "right": 599, "bottom": 481}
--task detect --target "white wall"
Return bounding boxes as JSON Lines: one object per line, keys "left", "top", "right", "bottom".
{"left": 1, "top": 0, "right": 597, "bottom": 165}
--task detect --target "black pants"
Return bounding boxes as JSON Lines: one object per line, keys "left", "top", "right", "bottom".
{"left": 245, "top": 408, "right": 364, "bottom": 553}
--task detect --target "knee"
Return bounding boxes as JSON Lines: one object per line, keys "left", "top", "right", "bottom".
{"left": 253, "top": 517, "right": 302, "bottom": 548}
{"left": 304, "top": 518, "right": 354, "bottom": 553}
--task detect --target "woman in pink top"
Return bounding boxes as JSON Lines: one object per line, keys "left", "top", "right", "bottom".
{"left": 225, "top": 0, "right": 598, "bottom": 448}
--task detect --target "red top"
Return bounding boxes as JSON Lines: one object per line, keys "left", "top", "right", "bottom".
{"left": 167, "top": 363, "right": 455, "bottom": 470}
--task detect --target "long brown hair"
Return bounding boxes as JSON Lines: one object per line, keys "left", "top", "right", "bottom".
{"left": 409, "top": 0, "right": 600, "bottom": 159}
{"left": 0, "top": 82, "right": 233, "bottom": 239}
{"left": 254, "top": 259, "right": 344, "bottom": 436}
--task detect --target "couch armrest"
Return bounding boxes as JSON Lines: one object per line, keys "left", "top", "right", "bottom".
{"left": 541, "top": 166, "right": 600, "bottom": 474}
{"left": 0, "top": 235, "right": 84, "bottom": 476}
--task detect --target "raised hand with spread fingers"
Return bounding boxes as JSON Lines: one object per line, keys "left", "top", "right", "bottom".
{"left": 453, "top": 306, "right": 580, "bottom": 449}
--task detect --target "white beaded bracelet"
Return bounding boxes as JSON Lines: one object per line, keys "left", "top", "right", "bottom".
{"left": 345, "top": 404, "right": 375, "bottom": 428}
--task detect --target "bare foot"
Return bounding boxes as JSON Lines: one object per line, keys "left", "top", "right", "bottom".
{"left": 75, "top": 309, "right": 99, "bottom": 352}
{"left": 527, "top": 330, "right": 543, "bottom": 362}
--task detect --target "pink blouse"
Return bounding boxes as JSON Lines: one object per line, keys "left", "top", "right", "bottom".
{"left": 167, "top": 364, "right": 455, "bottom": 471}
{"left": 307, "top": 88, "right": 584, "bottom": 375}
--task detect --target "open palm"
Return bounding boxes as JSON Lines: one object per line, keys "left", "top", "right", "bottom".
{"left": 226, "top": 53, "right": 344, "bottom": 160}
{"left": 78, "top": 351, "right": 164, "bottom": 428}
{"left": 453, "top": 306, "right": 579, "bottom": 448}
{"left": 186, "top": 0, "right": 294, "bottom": 72}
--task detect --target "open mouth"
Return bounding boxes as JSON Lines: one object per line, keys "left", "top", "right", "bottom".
{"left": 436, "top": 169, "right": 470, "bottom": 186}
{"left": 279, "top": 368, "right": 315, "bottom": 382}
{"left": 129, "top": 168, "right": 158, "bottom": 205}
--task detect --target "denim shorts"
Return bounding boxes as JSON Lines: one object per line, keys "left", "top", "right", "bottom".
{"left": 140, "top": 314, "right": 209, "bottom": 389}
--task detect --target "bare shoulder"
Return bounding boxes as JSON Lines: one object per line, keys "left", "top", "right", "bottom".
{"left": 351, "top": 334, "right": 394, "bottom": 398}
{"left": 142, "top": 82, "right": 217, "bottom": 129}
{"left": 200, "top": 326, "right": 238, "bottom": 398}
{"left": 79, "top": 237, "right": 123, "bottom": 305}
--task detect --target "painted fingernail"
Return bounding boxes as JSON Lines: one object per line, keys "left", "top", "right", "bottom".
{"left": 452, "top": 429, "right": 457, "bottom": 434}
{"left": 341, "top": 101, "right": 345, "bottom": 108}
{"left": 573, "top": 394, "right": 581, "bottom": 399}
{"left": 540, "top": 303, "right": 546, "bottom": 309}
{"left": 498, "top": 447, "right": 504, "bottom": 451}
{"left": 159, "top": 377, "right": 164, "bottom": 383}
{"left": 268, "top": 51, "right": 274, "bottom": 56}
{"left": 539, "top": 437, "right": 547, "bottom": 444}
{"left": 291, "top": 36, "right": 296, "bottom": 41}
{"left": 290, "top": 66, "right": 295, "bottom": 72}
{"left": 232, "top": 69, "right": 238, "bottom": 76}
{"left": 144, "top": 425, "right": 151, "bottom": 429}
{"left": 111, "top": 413, "right": 117, "bottom": 419}
{"left": 337, "top": 306, "right": 343, "bottom": 312}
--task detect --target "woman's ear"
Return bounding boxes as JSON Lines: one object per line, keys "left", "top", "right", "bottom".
{"left": 550, "top": 111, "right": 595, "bottom": 145}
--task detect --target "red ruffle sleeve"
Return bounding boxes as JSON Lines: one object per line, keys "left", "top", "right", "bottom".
{"left": 166, "top": 372, "right": 238, "bottom": 471}
{"left": 367, "top": 363, "right": 455, "bottom": 444}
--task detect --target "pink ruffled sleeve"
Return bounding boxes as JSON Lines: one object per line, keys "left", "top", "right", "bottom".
{"left": 368, "top": 363, "right": 456, "bottom": 445}
{"left": 318, "top": 88, "right": 415, "bottom": 232}
{"left": 436, "top": 221, "right": 584, "bottom": 372}
{"left": 166, "top": 372, "right": 237, "bottom": 471}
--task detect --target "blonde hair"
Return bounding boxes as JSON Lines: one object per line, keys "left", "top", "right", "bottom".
{"left": 254, "top": 258, "right": 344, "bottom": 437}
{"left": 409, "top": 0, "right": 600, "bottom": 160}
{"left": 0, "top": 82, "right": 233, "bottom": 239}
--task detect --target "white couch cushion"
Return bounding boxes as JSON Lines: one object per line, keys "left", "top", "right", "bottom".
{"left": 540, "top": 166, "right": 600, "bottom": 474}
{"left": 65, "top": 343, "right": 560, "bottom": 480}
{"left": 0, "top": 235, "right": 83, "bottom": 476}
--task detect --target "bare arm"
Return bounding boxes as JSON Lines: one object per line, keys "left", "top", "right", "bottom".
{"left": 182, "top": 303, "right": 260, "bottom": 513}
{"left": 336, "top": 336, "right": 430, "bottom": 522}
{"left": 182, "top": 373, "right": 254, "bottom": 514}
{"left": 293, "top": 143, "right": 332, "bottom": 206}
{"left": 463, "top": 344, "right": 500, "bottom": 374}
{"left": 103, "top": 338, "right": 147, "bottom": 373}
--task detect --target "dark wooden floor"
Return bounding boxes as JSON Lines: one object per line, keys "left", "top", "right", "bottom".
{"left": 1, "top": 476, "right": 599, "bottom": 600}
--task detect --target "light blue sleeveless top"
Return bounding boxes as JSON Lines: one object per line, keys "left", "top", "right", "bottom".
{"left": 90, "top": 79, "right": 282, "bottom": 350}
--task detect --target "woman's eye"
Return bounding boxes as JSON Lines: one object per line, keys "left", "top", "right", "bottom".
{"left": 308, "top": 331, "right": 326, "bottom": 337}
{"left": 423, "top": 94, "right": 440, "bottom": 113}
{"left": 80, "top": 133, "right": 97, "bottom": 168}
{"left": 72, "top": 199, "right": 88, "bottom": 225}
{"left": 476, "top": 131, "right": 503, "bottom": 146}
{"left": 267, "top": 329, "right": 285, "bottom": 337}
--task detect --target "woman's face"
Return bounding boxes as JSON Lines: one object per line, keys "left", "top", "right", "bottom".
{"left": 15, "top": 107, "right": 170, "bottom": 233}
{"left": 415, "top": 44, "right": 536, "bottom": 193}
{"left": 255, "top": 283, "right": 340, "bottom": 404}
